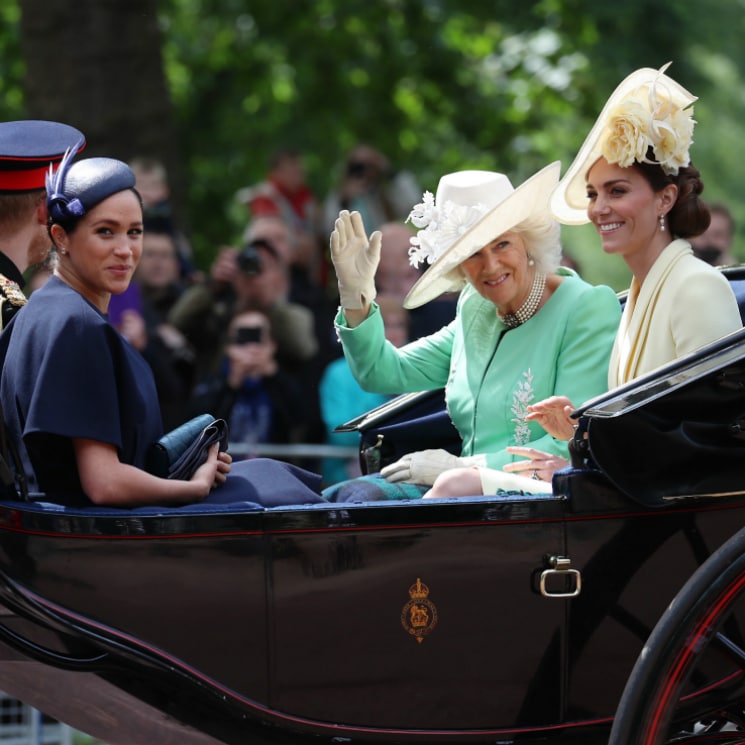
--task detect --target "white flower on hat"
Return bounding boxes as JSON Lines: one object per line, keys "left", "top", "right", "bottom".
{"left": 407, "top": 190, "right": 436, "bottom": 229}
{"left": 600, "top": 65, "right": 695, "bottom": 176}
{"left": 406, "top": 194, "right": 489, "bottom": 269}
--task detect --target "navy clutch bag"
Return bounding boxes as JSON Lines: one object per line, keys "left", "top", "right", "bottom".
{"left": 146, "top": 414, "right": 229, "bottom": 480}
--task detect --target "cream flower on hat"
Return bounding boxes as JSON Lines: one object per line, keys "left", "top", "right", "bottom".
{"left": 601, "top": 97, "right": 650, "bottom": 168}
{"left": 650, "top": 103, "right": 695, "bottom": 173}
{"left": 601, "top": 66, "right": 695, "bottom": 175}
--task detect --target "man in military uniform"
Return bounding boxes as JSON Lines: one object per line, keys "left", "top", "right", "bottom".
{"left": 0, "top": 120, "right": 85, "bottom": 329}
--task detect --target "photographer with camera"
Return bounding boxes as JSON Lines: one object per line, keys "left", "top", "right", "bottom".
{"left": 167, "top": 221, "right": 319, "bottom": 386}
{"left": 187, "top": 310, "right": 307, "bottom": 455}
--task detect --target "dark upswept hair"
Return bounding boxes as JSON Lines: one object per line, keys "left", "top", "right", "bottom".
{"left": 633, "top": 148, "right": 710, "bottom": 239}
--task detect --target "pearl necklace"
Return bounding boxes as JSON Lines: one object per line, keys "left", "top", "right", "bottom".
{"left": 499, "top": 271, "right": 547, "bottom": 328}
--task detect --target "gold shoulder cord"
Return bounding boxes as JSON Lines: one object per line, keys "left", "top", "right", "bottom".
{"left": 0, "top": 275, "right": 27, "bottom": 331}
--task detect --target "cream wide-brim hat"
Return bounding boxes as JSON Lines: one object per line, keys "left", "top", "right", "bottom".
{"left": 403, "top": 161, "right": 561, "bottom": 309}
{"left": 550, "top": 65, "right": 697, "bottom": 225}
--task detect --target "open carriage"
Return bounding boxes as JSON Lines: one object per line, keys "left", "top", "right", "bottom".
{"left": 1, "top": 268, "right": 745, "bottom": 744}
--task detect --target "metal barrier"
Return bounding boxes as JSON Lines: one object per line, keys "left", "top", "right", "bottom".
{"left": 227, "top": 443, "right": 358, "bottom": 460}
{"left": 0, "top": 694, "right": 71, "bottom": 745}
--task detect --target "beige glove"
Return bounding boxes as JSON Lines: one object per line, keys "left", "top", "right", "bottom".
{"left": 381, "top": 449, "right": 487, "bottom": 486}
{"left": 329, "top": 210, "right": 382, "bottom": 310}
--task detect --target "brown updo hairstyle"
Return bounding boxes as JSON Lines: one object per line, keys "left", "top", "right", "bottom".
{"left": 634, "top": 147, "right": 710, "bottom": 239}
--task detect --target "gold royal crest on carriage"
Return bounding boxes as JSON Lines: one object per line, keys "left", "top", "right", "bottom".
{"left": 400, "top": 577, "right": 438, "bottom": 644}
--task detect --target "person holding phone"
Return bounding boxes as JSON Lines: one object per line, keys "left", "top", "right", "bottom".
{"left": 187, "top": 310, "right": 307, "bottom": 454}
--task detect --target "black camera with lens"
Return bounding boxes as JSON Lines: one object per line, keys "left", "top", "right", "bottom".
{"left": 237, "top": 241, "right": 263, "bottom": 275}
{"left": 237, "top": 238, "right": 280, "bottom": 276}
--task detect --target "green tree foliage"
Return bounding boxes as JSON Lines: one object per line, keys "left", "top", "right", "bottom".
{"left": 3, "top": 0, "right": 745, "bottom": 285}
{"left": 0, "top": 3, "right": 24, "bottom": 118}
{"left": 161, "top": 0, "right": 594, "bottom": 262}
{"left": 156, "top": 0, "right": 708, "bottom": 283}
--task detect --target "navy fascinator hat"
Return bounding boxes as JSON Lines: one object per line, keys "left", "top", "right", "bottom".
{"left": 46, "top": 141, "right": 137, "bottom": 224}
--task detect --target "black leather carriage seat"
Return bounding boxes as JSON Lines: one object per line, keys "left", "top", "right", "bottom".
{"left": 730, "top": 279, "right": 745, "bottom": 324}
{"left": 722, "top": 264, "right": 745, "bottom": 324}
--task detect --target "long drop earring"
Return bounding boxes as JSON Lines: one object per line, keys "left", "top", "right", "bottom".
{"left": 659, "top": 214, "right": 666, "bottom": 232}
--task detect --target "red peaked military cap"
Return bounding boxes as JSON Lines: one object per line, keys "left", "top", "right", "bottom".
{"left": 0, "top": 120, "right": 86, "bottom": 192}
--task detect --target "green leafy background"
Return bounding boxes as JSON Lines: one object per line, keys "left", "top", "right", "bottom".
{"left": 3, "top": 0, "right": 745, "bottom": 291}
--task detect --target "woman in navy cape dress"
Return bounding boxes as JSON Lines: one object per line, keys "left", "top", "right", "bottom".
{"left": 0, "top": 149, "right": 322, "bottom": 509}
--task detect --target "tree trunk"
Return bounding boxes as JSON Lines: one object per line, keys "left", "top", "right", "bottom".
{"left": 18, "top": 0, "right": 186, "bottom": 224}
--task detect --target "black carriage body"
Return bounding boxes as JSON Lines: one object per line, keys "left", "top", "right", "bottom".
{"left": 0, "top": 482, "right": 744, "bottom": 743}
{"left": 0, "top": 269, "right": 744, "bottom": 745}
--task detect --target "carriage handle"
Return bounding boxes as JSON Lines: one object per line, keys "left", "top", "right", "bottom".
{"left": 540, "top": 555, "right": 582, "bottom": 598}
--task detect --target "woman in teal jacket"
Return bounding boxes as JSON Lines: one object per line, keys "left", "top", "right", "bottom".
{"left": 325, "top": 162, "right": 621, "bottom": 500}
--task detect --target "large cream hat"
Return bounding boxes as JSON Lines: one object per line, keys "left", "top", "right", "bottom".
{"left": 403, "top": 161, "right": 561, "bottom": 309}
{"left": 550, "top": 63, "right": 697, "bottom": 225}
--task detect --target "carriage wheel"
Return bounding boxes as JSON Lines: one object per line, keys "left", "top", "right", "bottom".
{"left": 608, "top": 524, "right": 745, "bottom": 745}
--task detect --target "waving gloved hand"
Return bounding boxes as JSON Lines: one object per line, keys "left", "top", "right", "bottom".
{"left": 329, "top": 210, "right": 382, "bottom": 310}
{"left": 381, "top": 449, "right": 486, "bottom": 486}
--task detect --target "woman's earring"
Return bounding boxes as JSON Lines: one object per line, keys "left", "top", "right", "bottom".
{"left": 59, "top": 247, "right": 67, "bottom": 255}
{"left": 659, "top": 214, "right": 666, "bottom": 233}
{"left": 528, "top": 256, "right": 535, "bottom": 267}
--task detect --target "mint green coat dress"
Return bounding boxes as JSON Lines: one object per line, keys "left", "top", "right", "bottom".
{"left": 335, "top": 270, "right": 621, "bottom": 468}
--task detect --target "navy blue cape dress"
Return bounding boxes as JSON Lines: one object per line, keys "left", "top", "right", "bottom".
{"left": 0, "top": 277, "right": 323, "bottom": 508}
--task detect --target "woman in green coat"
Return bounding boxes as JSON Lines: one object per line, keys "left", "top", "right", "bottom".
{"left": 325, "top": 162, "right": 621, "bottom": 501}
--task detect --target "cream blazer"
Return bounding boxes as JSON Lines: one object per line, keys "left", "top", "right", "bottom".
{"left": 608, "top": 239, "right": 742, "bottom": 387}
